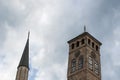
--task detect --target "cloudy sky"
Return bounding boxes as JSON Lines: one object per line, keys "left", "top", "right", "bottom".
{"left": 0, "top": 0, "right": 120, "bottom": 80}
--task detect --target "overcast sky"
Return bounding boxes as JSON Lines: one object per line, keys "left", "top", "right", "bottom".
{"left": 0, "top": 0, "right": 120, "bottom": 80}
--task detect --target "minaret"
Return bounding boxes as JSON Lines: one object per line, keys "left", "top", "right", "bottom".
{"left": 67, "top": 29, "right": 102, "bottom": 80}
{"left": 15, "top": 32, "right": 30, "bottom": 80}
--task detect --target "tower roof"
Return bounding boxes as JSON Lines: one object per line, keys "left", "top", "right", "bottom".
{"left": 68, "top": 32, "right": 102, "bottom": 46}
{"left": 18, "top": 33, "right": 29, "bottom": 69}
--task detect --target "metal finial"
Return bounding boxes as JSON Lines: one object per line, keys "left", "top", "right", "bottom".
{"left": 84, "top": 25, "right": 86, "bottom": 32}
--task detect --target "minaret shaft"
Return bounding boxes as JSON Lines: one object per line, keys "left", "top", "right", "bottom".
{"left": 16, "top": 67, "right": 29, "bottom": 80}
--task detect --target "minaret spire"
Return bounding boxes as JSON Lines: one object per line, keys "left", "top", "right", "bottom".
{"left": 28, "top": 31, "right": 30, "bottom": 40}
{"left": 18, "top": 32, "right": 30, "bottom": 69}
{"left": 15, "top": 32, "right": 30, "bottom": 80}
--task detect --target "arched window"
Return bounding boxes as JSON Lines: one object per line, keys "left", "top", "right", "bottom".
{"left": 78, "top": 56, "right": 83, "bottom": 69}
{"left": 88, "top": 56, "right": 93, "bottom": 70}
{"left": 71, "top": 59, "right": 76, "bottom": 72}
{"left": 96, "top": 45, "right": 98, "bottom": 51}
{"left": 88, "top": 39, "right": 91, "bottom": 45}
{"left": 92, "top": 42, "right": 94, "bottom": 48}
{"left": 76, "top": 41, "right": 80, "bottom": 47}
{"left": 91, "top": 52, "right": 96, "bottom": 59}
{"left": 71, "top": 43, "right": 75, "bottom": 49}
{"left": 81, "top": 39, "right": 85, "bottom": 45}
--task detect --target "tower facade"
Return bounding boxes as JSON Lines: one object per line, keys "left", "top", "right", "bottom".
{"left": 15, "top": 34, "right": 29, "bottom": 80}
{"left": 67, "top": 32, "right": 102, "bottom": 80}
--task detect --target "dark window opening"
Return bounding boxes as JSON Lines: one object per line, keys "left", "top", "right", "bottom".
{"left": 71, "top": 43, "right": 74, "bottom": 49}
{"left": 88, "top": 39, "right": 91, "bottom": 45}
{"left": 71, "top": 59, "right": 76, "bottom": 72}
{"left": 96, "top": 45, "right": 98, "bottom": 51}
{"left": 76, "top": 41, "right": 79, "bottom": 47}
{"left": 81, "top": 39, "right": 85, "bottom": 45}
{"left": 92, "top": 42, "right": 94, "bottom": 48}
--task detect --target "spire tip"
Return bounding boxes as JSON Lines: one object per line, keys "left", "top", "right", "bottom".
{"left": 28, "top": 31, "right": 30, "bottom": 39}
{"left": 84, "top": 25, "right": 86, "bottom": 32}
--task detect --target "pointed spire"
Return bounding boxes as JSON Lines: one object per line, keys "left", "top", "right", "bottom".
{"left": 18, "top": 32, "right": 30, "bottom": 69}
{"left": 28, "top": 31, "right": 30, "bottom": 39}
{"left": 84, "top": 25, "right": 86, "bottom": 32}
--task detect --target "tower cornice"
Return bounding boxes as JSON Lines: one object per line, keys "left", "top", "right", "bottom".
{"left": 68, "top": 32, "right": 102, "bottom": 46}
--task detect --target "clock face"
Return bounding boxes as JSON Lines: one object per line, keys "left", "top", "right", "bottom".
{"left": 74, "top": 51, "right": 80, "bottom": 58}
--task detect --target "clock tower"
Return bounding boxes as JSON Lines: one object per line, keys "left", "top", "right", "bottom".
{"left": 67, "top": 31, "right": 102, "bottom": 80}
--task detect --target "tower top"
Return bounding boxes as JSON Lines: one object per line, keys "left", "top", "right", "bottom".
{"left": 18, "top": 32, "right": 29, "bottom": 69}
{"left": 28, "top": 31, "right": 30, "bottom": 39}
{"left": 67, "top": 32, "right": 102, "bottom": 45}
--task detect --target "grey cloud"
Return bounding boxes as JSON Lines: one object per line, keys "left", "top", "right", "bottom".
{"left": 0, "top": 26, "right": 7, "bottom": 47}
{"left": 0, "top": 0, "right": 28, "bottom": 28}
{"left": 1, "top": 0, "right": 120, "bottom": 80}
{"left": 30, "top": 0, "right": 120, "bottom": 80}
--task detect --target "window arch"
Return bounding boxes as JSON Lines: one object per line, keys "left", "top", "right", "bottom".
{"left": 71, "top": 43, "right": 75, "bottom": 49}
{"left": 96, "top": 45, "right": 98, "bottom": 51}
{"left": 91, "top": 52, "right": 96, "bottom": 59}
{"left": 92, "top": 42, "right": 94, "bottom": 48}
{"left": 88, "top": 39, "right": 91, "bottom": 45}
{"left": 76, "top": 41, "right": 80, "bottom": 47}
{"left": 71, "top": 59, "right": 76, "bottom": 72}
{"left": 78, "top": 56, "right": 83, "bottom": 69}
{"left": 81, "top": 39, "right": 85, "bottom": 45}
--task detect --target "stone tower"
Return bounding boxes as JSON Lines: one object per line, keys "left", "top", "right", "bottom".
{"left": 15, "top": 33, "right": 29, "bottom": 80}
{"left": 67, "top": 31, "right": 102, "bottom": 80}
